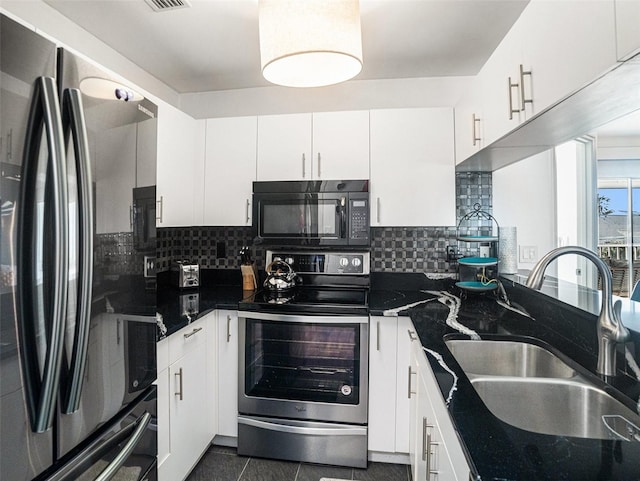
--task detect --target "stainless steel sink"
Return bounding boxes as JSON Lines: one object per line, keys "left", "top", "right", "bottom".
{"left": 470, "top": 377, "right": 640, "bottom": 440}
{"left": 444, "top": 338, "right": 640, "bottom": 440}
{"left": 444, "top": 339, "right": 576, "bottom": 378}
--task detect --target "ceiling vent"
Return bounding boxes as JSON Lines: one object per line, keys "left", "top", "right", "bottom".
{"left": 144, "top": 0, "right": 191, "bottom": 12}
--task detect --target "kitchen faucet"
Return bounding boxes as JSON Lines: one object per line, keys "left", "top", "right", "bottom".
{"left": 526, "top": 246, "right": 630, "bottom": 377}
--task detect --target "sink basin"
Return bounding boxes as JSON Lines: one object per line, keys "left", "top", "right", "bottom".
{"left": 445, "top": 339, "right": 576, "bottom": 378}
{"left": 470, "top": 377, "right": 640, "bottom": 440}
{"left": 444, "top": 337, "right": 640, "bottom": 440}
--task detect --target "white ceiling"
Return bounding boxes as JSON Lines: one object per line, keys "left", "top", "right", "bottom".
{"left": 43, "top": 0, "right": 529, "bottom": 94}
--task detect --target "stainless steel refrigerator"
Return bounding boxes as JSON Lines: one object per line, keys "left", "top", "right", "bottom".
{"left": 1, "top": 14, "right": 158, "bottom": 481}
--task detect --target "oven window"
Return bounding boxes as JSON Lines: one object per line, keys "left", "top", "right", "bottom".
{"left": 244, "top": 320, "right": 360, "bottom": 405}
{"left": 261, "top": 199, "right": 339, "bottom": 238}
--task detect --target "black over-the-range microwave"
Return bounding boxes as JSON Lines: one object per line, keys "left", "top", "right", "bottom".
{"left": 252, "top": 180, "right": 370, "bottom": 246}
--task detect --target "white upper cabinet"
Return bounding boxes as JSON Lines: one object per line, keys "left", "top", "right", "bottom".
{"left": 203, "top": 116, "right": 257, "bottom": 226}
{"left": 157, "top": 103, "right": 205, "bottom": 227}
{"left": 518, "top": 0, "right": 616, "bottom": 117}
{"left": 370, "top": 108, "right": 456, "bottom": 227}
{"left": 257, "top": 113, "right": 312, "bottom": 181}
{"left": 256, "top": 111, "right": 369, "bottom": 181}
{"left": 615, "top": 0, "right": 640, "bottom": 60}
{"left": 311, "top": 110, "right": 370, "bottom": 180}
{"left": 473, "top": 0, "right": 617, "bottom": 152}
{"left": 477, "top": 21, "right": 524, "bottom": 147}
{"left": 454, "top": 81, "right": 484, "bottom": 165}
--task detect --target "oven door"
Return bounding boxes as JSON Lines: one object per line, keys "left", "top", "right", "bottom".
{"left": 253, "top": 193, "right": 347, "bottom": 246}
{"left": 238, "top": 312, "right": 368, "bottom": 424}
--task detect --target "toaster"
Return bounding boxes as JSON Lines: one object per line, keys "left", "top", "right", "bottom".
{"left": 170, "top": 260, "right": 200, "bottom": 289}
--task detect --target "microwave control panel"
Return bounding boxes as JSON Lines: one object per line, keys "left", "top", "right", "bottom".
{"left": 349, "top": 196, "right": 369, "bottom": 242}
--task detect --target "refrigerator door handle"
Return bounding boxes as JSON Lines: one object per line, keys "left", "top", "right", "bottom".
{"left": 60, "top": 88, "right": 94, "bottom": 414}
{"left": 94, "top": 412, "right": 152, "bottom": 481}
{"left": 17, "top": 76, "right": 69, "bottom": 433}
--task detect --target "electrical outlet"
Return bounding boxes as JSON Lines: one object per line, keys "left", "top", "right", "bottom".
{"left": 446, "top": 245, "right": 459, "bottom": 262}
{"left": 144, "top": 256, "right": 156, "bottom": 278}
{"left": 216, "top": 241, "right": 226, "bottom": 258}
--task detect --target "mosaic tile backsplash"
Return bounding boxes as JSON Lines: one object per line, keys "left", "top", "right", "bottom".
{"left": 157, "top": 172, "right": 494, "bottom": 274}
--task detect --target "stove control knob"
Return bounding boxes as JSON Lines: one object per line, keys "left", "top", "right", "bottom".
{"left": 352, "top": 257, "right": 362, "bottom": 268}
{"left": 273, "top": 256, "right": 282, "bottom": 262}
{"left": 285, "top": 257, "right": 294, "bottom": 265}
{"left": 339, "top": 257, "right": 349, "bottom": 267}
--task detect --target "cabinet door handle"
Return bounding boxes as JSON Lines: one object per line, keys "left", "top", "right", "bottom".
{"left": 422, "top": 417, "right": 429, "bottom": 462}
{"left": 408, "top": 366, "right": 416, "bottom": 398}
{"left": 317, "top": 152, "right": 321, "bottom": 178}
{"left": 519, "top": 64, "right": 533, "bottom": 111}
{"left": 376, "top": 321, "right": 381, "bottom": 351}
{"left": 508, "top": 77, "right": 520, "bottom": 120}
{"left": 424, "top": 420, "right": 440, "bottom": 479}
{"left": 408, "top": 329, "right": 418, "bottom": 342}
{"left": 156, "top": 195, "right": 163, "bottom": 223}
{"left": 227, "top": 315, "right": 232, "bottom": 342}
{"left": 245, "top": 199, "right": 250, "bottom": 224}
{"left": 472, "top": 113, "right": 481, "bottom": 146}
{"left": 376, "top": 197, "right": 381, "bottom": 223}
{"left": 302, "top": 153, "right": 306, "bottom": 178}
{"left": 175, "top": 368, "right": 183, "bottom": 401}
{"left": 129, "top": 206, "right": 134, "bottom": 228}
{"left": 183, "top": 326, "right": 202, "bottom": 339}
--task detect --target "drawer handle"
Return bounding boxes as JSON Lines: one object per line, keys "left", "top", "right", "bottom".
{"left": 183, "top": 326, "right": 203, "bottom": 339}
{"left": 175, "top": 368, "right": 183, "bottom": 401}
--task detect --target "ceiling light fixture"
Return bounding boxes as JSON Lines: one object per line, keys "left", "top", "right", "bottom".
{"left": 258, "top": 0, "right": 363, "bottom": 88}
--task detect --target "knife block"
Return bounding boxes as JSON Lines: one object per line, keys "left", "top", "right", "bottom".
{"left": 241, "top": 263, "right": 257, "bottom": 290}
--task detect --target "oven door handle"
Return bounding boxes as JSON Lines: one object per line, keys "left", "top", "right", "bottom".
{"left": 238, "top": 311, "right": 369, "bottom": 324}
{"left": 238, "top": 416, "right": 367, "bottom": 437}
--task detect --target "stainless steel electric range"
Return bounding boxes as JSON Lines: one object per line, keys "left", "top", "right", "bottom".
{"left": 237, "top": 250, "right": 370, "bottom": 468}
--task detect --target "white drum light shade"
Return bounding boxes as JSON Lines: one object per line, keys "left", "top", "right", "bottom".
{"left": 259, "top": 0, "right": 363, "bottom": 88}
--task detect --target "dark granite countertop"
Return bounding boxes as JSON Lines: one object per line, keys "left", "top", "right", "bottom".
{"left": 370, "top": 273, "right": 640, "bottom": 481}
{"left": 155, "top": 270, "right": 640, "bottom": 479}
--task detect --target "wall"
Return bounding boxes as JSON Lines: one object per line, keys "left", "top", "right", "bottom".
{"left": 493, "top": 149, "right": 557, "bottom": 271}
{"left": 157, "top": 172, "right": 494, "bottom": 274}
{"left": 179, "top": 77, "right": 471, "bottom": 119}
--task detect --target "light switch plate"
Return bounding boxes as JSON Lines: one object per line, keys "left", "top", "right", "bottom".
{"left": 519, "top": 245, "right": 538, "bottom": 263}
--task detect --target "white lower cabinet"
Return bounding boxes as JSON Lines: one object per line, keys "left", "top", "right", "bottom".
{"left": 158, "top": 314, "right": 216, "bottom": 481}
{"left": 368, "top": 316, "right": 413, "bottom": 456}
{"left": 408, "top": 327, "right": 469, "bottom": 481}
{"left": 368, "top": 316, "right": 399, "bottom": 453}
{"left": 216, "top": 309, "right": 239, "bottom": 438}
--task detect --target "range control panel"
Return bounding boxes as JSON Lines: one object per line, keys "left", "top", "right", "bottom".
{"left": 266, "top": 251, "right": 370, "bottom": 275}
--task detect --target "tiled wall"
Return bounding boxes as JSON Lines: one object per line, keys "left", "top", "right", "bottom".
{"left": 156, "top": 172, "right": 493, "bottom": 274}
{"left": 157, "top": 226, "right": 265, "bottom": 272}
{"left": 96, "top": 232, "right": 146, "bottom": 276}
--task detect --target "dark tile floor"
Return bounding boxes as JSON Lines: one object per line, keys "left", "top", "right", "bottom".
{"left": 186, "top": 445, "right": 412, "bottom": 481}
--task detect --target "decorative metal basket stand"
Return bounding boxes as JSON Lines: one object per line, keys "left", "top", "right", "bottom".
{"left": 455, "top": 203, "right": 500, "bottom": 293}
